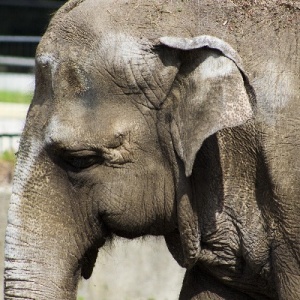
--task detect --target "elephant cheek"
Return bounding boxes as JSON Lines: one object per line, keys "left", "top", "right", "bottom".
{"left": 94, "top": 167, "right": 176, "bottom": 237}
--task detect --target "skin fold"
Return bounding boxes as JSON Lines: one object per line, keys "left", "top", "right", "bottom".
{"left": 4, "top": 1, "right": 300, "bottom": 299}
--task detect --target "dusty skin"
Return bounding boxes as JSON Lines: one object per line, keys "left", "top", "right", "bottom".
{"left": 4, "top": 1, "right": 300, "bottom": 299}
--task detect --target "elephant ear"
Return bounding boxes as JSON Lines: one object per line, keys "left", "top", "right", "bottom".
{"left": 160, "top": 35, "right": 254, "bottom": 176}
{"left": 160, "top": 36, "right": 254, "bottom": 268}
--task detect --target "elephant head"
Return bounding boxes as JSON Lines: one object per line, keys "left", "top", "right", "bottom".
{"left": 4, "top": 1, "right": 253, "bottom": 299}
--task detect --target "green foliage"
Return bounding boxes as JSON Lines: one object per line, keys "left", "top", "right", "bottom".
{"left": 0, "top": 150, "right": 17, "bottom": 164}
{"left": 0, "top": 90, "right": 32, "bottom": 104}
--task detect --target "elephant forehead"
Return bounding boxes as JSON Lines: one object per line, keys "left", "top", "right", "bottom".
{"left": 37, "top": 25, "right": 179, "bottom": 109}
{"left": 36, "top": 53, "right": 91, "bottom": 100}
{"left": 44, "top": 101, "right": 153, "bottom": 150}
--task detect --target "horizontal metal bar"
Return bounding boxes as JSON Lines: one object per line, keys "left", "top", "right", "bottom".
{"left": 0, "top": 134, "right": 21, "bottom": 137}
{"left": 0, "top": 56, "right": 35, "bottom": 67}
{"left": 0, "top": 36, "right": 41, "bottom": 43}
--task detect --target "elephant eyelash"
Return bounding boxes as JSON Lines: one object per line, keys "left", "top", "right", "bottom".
{"left": 56, "top": 143, "right": 132, "bottom": 171}
{"left": 62, "top": 154, "right": 105, "bottom": 170}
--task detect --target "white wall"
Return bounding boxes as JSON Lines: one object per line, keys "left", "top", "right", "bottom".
{"left": 78, "top": 237, "right": 185, "bottom": 300}
{"left": 0, "top": 73, "right": 34, "bottom": 93}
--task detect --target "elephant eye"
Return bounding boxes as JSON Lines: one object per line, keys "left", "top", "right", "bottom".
{"left": 64, "top": 156, "right": 97, "bottom": 169}
{"left": 62, "top": 151, "right": 105, "bottom": 170}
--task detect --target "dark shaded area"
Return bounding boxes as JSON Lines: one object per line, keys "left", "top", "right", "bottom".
{"left": 0, "top": 0, "right": 65, "bottom": 37}
{"left": 0, "top": 0, "right": 65, "bottom": 56}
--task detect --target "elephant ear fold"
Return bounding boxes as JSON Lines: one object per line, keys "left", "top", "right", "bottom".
{"left": 160, "top": 35, "right": 254, "bottom": 176}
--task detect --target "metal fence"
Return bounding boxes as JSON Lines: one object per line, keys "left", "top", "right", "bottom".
{"left": 0, "top": 35, "right": 40, "bottom": 60}
{"left": 0, "top": 134, "right": 21, "bottom": 153}
{"left": 0, "top": 36, "right": 34, "bottom": 153}
{"left": 0, "top": 35, "right": 40, "bottom": 72}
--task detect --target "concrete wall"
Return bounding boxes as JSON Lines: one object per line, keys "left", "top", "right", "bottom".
{"left": 0, "top": 190, "right": 185, "bottom": 300}
{"left": 0, "top": 73, "right": 34, "bottom": 93}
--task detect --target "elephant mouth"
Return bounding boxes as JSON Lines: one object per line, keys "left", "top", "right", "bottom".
{"left": 80, "top": 222, "right": 111, "bottom": 279}
{"left": 81, "top": 245, "right": 100, "bottom": 279}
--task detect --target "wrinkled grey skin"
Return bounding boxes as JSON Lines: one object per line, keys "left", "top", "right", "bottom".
{"left": 4, "top": 1, "right": 300, "bottom": 299}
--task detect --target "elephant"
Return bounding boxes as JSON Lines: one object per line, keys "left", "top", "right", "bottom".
{"left": 4, "top": 0, "right": 300, "bottom": 299}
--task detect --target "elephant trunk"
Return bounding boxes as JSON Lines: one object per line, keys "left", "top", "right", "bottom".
{"left": 4, "top": 195, "right": 74, "bottom": 299}
{"left": 5, "top": 237, "right": 78, "bottom": 299}
{"left": 5, "top": 192, "right": 105, "bottom": 299}
{"left": 4, "top": 147, "right": 105, "bottom": 299}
